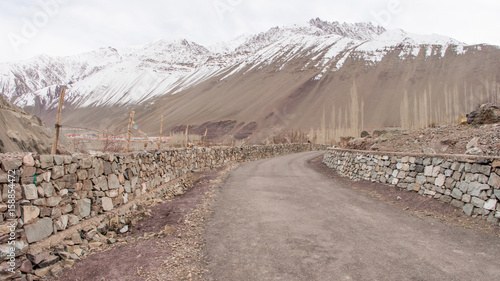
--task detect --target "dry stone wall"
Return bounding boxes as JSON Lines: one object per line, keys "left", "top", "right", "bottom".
{"left": 323, "top": 148, "right": 500, "bottom": 225}
{"left": 0, "top": 143, "right": 325, "bottom": 279}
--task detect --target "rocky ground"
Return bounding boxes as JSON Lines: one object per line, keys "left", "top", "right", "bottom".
{"left": 345, "top": 123, "right": 500, "bottom": 156}
{"left": 345, "top": 104, "right": 500, "bottom": 156}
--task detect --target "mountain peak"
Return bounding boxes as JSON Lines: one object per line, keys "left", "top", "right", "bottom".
{"left": 308, "top": 18, "right": 386, "bottom": 40}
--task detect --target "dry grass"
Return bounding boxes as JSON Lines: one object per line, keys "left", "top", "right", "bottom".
{"left": 168, "top": 132, "right": 202, "bottom": 148}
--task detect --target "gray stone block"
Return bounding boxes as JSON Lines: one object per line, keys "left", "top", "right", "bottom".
{"left": 51, "top": 166, "right": 64, "bottom": 180}
{"left": 424, "top": 166, "right": 433, "bottom": 176}
{"left": 468, "top": 182, "right": 490, "bottom": 197}
{"left": 435, "top": 174, "right": 446, "bottom": 187}
{"left": 488, "top": 173, "right": 500, "bottom": 189}
{"left": 40, "top": 155, "right": 54, "bottom": 169}
{"left": 462, "top": 204, "right": 474, "bottom": 216}
{"left": 461, "top": 194, "right": 471, "bottom": 203}
{"left": 439, "top": 195, "right": 452, "bottom": 204}
{"left": 53, "top": 155, "right": 64, "bottom": 166}
{"left": 77, "top": 169, "right": 88, "bottom": 181}
{"left": 451, "top": 188, "right": 463, "bottom": 199}
{"left": 471, "top": 197, "right": 485, "bottom": 208}
{"left": 107, "top": 174, "right": 120, "bottom": 189}
{"left": 41, "top": 182, "right": 54, "bottom": 197}
{"left": 23, "top": 184, "right": 38, "bottom": 200}
{"left": 25, "top": 217, "right": 53, "bottom": 243}
{"left": 46, "top": 197, "right": 62, "bottom": 207}
{"left": 80, "top": 157, "right": 92, "bottom": 169}
{"left": 74, "top": 198, "right": 91, "bottom": 218}
{"left": 102, "top": 197, "right": 113, "bottom": 211}
{"left": 484, "top": 199, "right": 497, "bottom": 210}
{"left": 451, "top": 199, "right": 465, "bottom": 208}
{"left": 1, "top": 158, "right": 23, "bottom": 172}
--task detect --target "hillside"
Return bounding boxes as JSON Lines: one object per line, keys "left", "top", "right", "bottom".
{"left": 1, "top": 18, "right": 500, "bottom": 144}
{"left": 0, "top": 96, "right": 55, "bottom": 153}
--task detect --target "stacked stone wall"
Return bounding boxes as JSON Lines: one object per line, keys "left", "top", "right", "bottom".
{"left": 0, "top": 144, "right": 326, "bottom": 279}
{"left": 323, "top": 148, "right": 500, "bottom": 225}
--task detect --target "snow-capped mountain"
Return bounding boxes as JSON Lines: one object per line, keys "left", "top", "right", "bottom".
{"left": 1, "top": 18, "right": 498, "bottom": 142}
{"left": 1, "top": 18, "right": 470, "bottom": 111}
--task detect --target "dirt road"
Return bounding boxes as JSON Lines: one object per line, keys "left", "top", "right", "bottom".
{"left": 205, "top": 151, "right": 500, "bottom": 280}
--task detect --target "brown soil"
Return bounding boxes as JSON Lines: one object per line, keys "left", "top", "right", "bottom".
{"left": 347, "top": 124, "right": 500, "bottom": 156}
{"left": 51, "top": 165, "right": 234, "bottom": 281}
{"left": 308, "top": 156, "right": 500, "bottom": 238}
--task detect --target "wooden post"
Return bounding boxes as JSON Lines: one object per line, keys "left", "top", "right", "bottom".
{"left": 51, "top": 87, "right": 66, "bottom": 155}
{"left": 126, "top": 110, "right": 135, "bottom": 152}
{"left": 157, "top": 115, "right": 163, "bottom": 150}
{"left": 185, "top": 125, "right": 189, "bottom": 148}
{"left": 203, "top": 129, "right": 208, "bottom": 147}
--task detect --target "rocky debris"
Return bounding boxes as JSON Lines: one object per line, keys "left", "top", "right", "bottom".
{"left": 346, "top": 137, "right": 374, "bottom": 151}
{"left": 339, "top": 137, "right": 355, "bottom": 148}
{"left": 341, "top": 124, "right": 500, "bottom": 156}
{"left": 467, "top": 103, "right": 500, "bottom": 125}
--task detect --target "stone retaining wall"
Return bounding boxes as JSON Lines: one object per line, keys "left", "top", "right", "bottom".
{"left": 323, "top": 148, "right": 500, "bottom": 225}
{"left": 0, "top": 143, "right": 326, "bottom": 279}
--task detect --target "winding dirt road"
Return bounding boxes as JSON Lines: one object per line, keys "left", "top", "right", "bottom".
{"left": 205, "top": 151, "right": 500, "bottom": 280}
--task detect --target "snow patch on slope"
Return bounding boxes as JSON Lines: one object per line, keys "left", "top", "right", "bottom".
{"left": 1, "top": 18, "right": 477, "bottom": 108}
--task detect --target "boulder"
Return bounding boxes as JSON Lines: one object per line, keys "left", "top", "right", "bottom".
{"left": 466, "top": 103, "right": 500, "bottom": 125}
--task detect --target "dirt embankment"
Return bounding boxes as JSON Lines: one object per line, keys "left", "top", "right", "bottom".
{"left": 344, "top": 123, "right": 500, "bottom": 156}
{"left": 0, "top": 96, "right": 72, "bottom": 154}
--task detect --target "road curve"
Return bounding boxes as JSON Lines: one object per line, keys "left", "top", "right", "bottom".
{"left": 205, "top": 151, "right": 500, "bottom": 281}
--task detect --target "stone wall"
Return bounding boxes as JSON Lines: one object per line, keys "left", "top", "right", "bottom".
{"left": 323, "top": 148, "right": 500, "bottom": 225}
{"left": 0, "top": 143, "right": 326, "bottom": 279}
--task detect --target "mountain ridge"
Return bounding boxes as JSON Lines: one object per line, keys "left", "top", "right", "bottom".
{"left": 1, "top": 18, "right": 499, "bottom": 143}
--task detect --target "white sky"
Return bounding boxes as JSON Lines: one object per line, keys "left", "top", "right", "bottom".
{"left": 1, "top": 0, "right": 499, "bottom": 62}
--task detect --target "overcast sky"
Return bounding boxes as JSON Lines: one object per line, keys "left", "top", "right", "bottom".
{"left": 1, "top": 0, "right": 499, "bottom": 62}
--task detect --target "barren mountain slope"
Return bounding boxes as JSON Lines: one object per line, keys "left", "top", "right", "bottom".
{"left": 2, "top": 19, "right": 500, "bottom": 143}
{"left": 61, "top": 42, "right": 500, "bottom": 143}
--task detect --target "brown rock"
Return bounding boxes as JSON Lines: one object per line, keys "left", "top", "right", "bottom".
{"left": 34, "top": 266, "right": 52, "bottom": 277}
{"left": 37, "top": 255, "right": 59, "bottom": 268}
{"left": 20, "top": 259, "right": 33, "bottom": 273}
{"left": 22, "top": 206, "right": 40, "bottom": 224}
{"left": 22, "top": 154, "right": 35, "bottom": 167}
{"left": 27, "top": 251, "right": 51, "bottom": 265}
{"left": 466, "top": 103, "right": 500, "bottom": 125}
{"left": 102, "top": 197, "right": 114, "bottom": 211}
